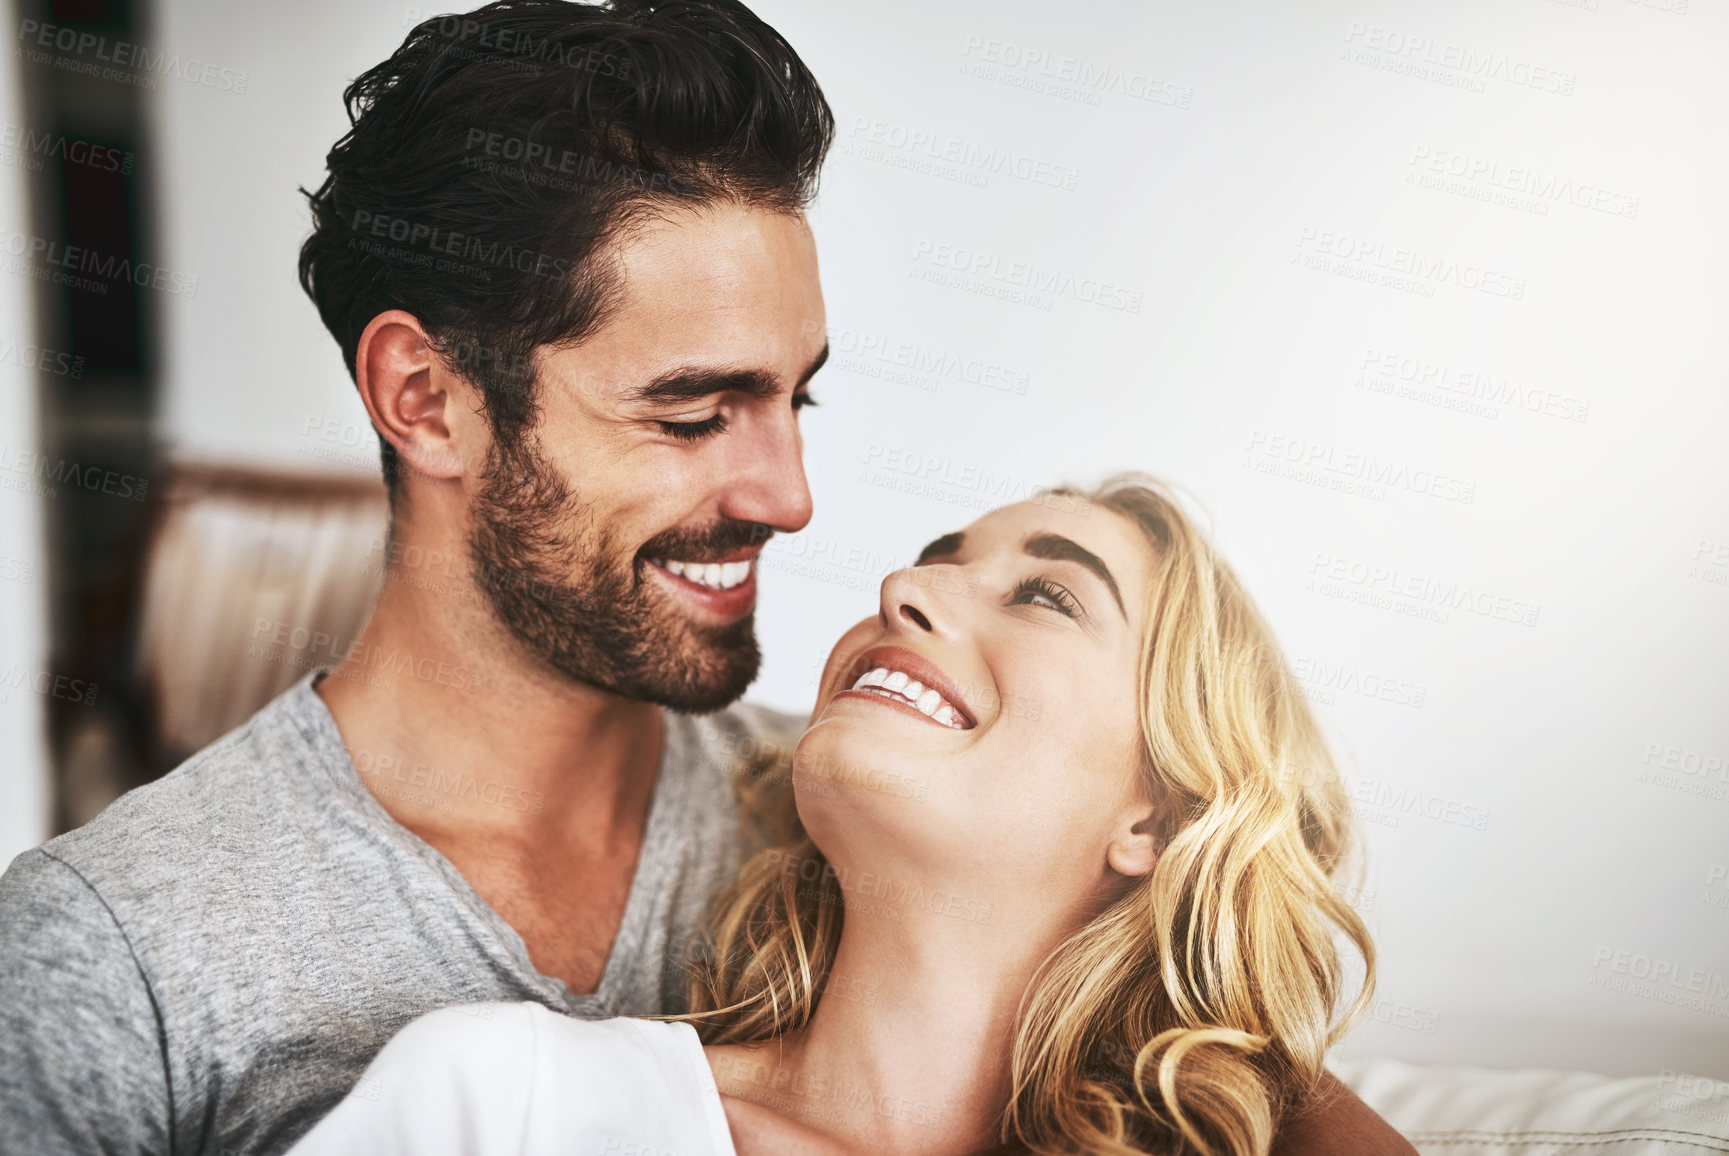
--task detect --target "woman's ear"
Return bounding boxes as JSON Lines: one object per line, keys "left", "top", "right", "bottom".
{"left": 1106, "top": 811, "right": 1162, "bottom": 878}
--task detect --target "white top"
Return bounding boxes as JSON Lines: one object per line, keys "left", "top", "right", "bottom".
{"left": 290, "top": 1003, "right": 738, "bottom": 1156}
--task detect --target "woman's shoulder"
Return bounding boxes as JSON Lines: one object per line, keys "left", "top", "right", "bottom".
{"left": 389, "top": 1001, "right": 697, "bottom": 1063}
{"left": 389, "top": 1002, "right": 713, "bottom": 1101}
{"left": 387, "top": 999, "right": 541, "bottom": 1049}
{"left": 291, "top": 1004, "right": 733, "bottom": 1155}
{"left": 289, "top": 1003, "right": 542, "bottom": 1155}
{"left": 513, "top": 1009, "right": 735, "bottom": 1155}
{"left": 521, "top": 1004, "right": 708, "bottom": 1072}
{"left": 397, "top": 1000, "right": 670, "bottom": 1043}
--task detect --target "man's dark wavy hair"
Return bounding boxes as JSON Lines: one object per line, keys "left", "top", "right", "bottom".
{"left": 298, "top": 0, "right": 833, "bottom": 501}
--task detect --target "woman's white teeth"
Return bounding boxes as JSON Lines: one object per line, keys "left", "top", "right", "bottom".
{"left": 662, "top": 559, "right": 751, "bottom": 590}
{"left": 848, "top": 666, "right": 967, "bottom": 729}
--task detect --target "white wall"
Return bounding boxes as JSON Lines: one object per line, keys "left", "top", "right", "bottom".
{"left": 0, "top": 2, "right": 52, "bottom": 868}
{"left": 151, "top": 0, "right": 1729, "bottom": 1077}
{"left": 150, "top": 0, "right": 409, "bottom": 471}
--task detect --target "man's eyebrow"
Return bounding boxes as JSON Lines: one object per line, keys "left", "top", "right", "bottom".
{"left": 625, "top": 367, "right": 776, "bottom": 404}
{"left": 626, "top": 342, "right": 830, "bottom": 405}
{"left": 1023, "top": 533, "right": 1125, "bottom": 617}
{"left": 797, "top": 343, "right": 829, "bottom": 389}
{"left": 915, "top": 531, "right": 964, "bottom": 564}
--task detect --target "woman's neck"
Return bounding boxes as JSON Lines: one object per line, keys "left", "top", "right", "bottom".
{"left": 711, "top": 900, "right": 1080, "bottom": 1155}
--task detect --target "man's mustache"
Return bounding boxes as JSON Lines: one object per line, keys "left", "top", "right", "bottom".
{"left": 637, "top": 518, "right": 776, "bottom": 565}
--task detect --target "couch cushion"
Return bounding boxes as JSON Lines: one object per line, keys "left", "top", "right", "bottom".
{"left": 1335, "top": 1057, "right": 1729, "bottom": 1154}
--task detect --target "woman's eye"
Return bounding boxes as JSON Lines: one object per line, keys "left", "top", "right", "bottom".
{"left": 657, "top": 414, "right": 728, "bottom": 442}
{"left": 1011, "top": 578, "right": 1081, "bottom": 618}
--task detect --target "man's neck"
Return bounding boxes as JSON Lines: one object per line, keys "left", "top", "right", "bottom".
{"left": 319, "top": 545, "right": 664, "bottom": 837}
{"left": 314, "top": 547, "right": 665, "bottom": 992}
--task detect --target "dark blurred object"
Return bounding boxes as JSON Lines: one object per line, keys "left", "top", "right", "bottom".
{"left": 17, "top": 0, "right": 393, "bottom": 832}
{"left": 18, "top": 0, "right": 156, "bottom": 833}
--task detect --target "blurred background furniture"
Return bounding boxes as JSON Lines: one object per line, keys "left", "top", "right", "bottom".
{"left": 57, "top": 463, "right": 386, "bottom": 829}
{"left": 135, "top": 464, "right": 387, "bottom": 765}
{"left": 1338, "top": 1058, "right": 1729, "bottom": 1155}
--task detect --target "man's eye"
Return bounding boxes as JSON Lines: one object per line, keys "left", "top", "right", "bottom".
{"left": 792, "top": 391, "right": 819, "bottom": 412}
{"left": 1010, "top": 577, "right": 1081, "bottom": 618}
{"left": 657, "top": 414, "right": 728, "bottom": 442}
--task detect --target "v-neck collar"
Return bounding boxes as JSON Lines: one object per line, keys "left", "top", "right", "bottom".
{"left": 291, "top": 672, "right": 692, "bottom": 1014}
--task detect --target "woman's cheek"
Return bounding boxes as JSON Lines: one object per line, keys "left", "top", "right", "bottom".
{"left": 819, "top": 618, "right": 879, "bottom": 700}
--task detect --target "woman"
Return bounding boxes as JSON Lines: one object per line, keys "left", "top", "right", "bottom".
{"left": 292, "top": 475, "right": 1394, "bottom": 1156}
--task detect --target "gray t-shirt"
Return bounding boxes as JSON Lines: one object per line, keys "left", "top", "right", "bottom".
{"left": 0, "top": 673, "right": 801, "bottom": 1156}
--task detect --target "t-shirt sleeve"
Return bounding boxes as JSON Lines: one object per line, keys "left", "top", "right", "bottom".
{"left": 286, "top": 1004, "right": 537, "bottom": 1156}
{"left": 0, "top": 848, "right": 172, "bottom": 1156}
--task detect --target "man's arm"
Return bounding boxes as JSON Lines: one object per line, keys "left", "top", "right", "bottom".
{"left": 0, "top": 848, "right": 173, "bottom": 1155}
{"left": 1272, "top": 1069, "right": 1417, "bottom": 1156}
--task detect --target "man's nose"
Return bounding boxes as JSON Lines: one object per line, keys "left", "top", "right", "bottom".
{"left": 718, "top": 417, "right": 813, "bottom": 533}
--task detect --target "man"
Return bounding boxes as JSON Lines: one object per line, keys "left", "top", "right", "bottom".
{"left": 2, "top": 4, "right": 829, "bottom": 1153}
{"left": 0, "top": 2, "right": 1410, "bottom": 1153}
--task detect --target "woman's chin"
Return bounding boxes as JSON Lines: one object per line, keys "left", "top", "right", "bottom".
{"left": 791, "top": 719, "right": 938, "bottom": 813}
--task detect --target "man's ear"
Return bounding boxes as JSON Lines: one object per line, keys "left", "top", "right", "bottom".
{"left": 353, "top": 310, "right": 475, "bottom": 483}
{"left": 1106, "top": 810, "right": 1163, "bottom": 878}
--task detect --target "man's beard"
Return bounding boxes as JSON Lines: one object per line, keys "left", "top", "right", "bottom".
{"left": 467, "top": 436, "right": 766, "bottom": 713}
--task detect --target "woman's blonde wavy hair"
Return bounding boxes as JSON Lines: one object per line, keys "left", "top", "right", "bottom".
{"left": 682, "top": 473, "right": 1375, "bottom": 1155}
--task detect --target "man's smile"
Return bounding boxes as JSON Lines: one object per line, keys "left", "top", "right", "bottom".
{"left": 645, "top": 549, "right": 761, "bottom": 618}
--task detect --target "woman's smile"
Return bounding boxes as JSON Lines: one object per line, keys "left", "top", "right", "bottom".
{"left": 827, "top": 644, "right": 977, "bottom": 731}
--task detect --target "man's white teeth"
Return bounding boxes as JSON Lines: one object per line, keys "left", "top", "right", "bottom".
{"left": 661, "top": 559, "right": 752, "bottom": 590}
{"left": 848, "top": 666, "right": 968, "bottom": 729}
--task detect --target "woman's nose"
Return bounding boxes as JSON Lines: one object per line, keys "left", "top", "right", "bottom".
{"left": 879, "top": 565, "right": 950, "bottom": 635}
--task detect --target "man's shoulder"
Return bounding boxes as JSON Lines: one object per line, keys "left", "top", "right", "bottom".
{"left": 703, "top": 699, "right": 807, "bottom": 752}
{"left": 672, "top": 699, "right": 804, "bottom": 781}
{"left": 32, "top": 676, "right": 336, "bottom": 895}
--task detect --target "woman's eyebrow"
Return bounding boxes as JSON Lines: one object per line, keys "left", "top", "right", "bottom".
{"left": 915, "top": 531, "right": 965, "bottom": 564}
{"left": 1022, "top": 533, "right": 1125, "bottom": 617}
